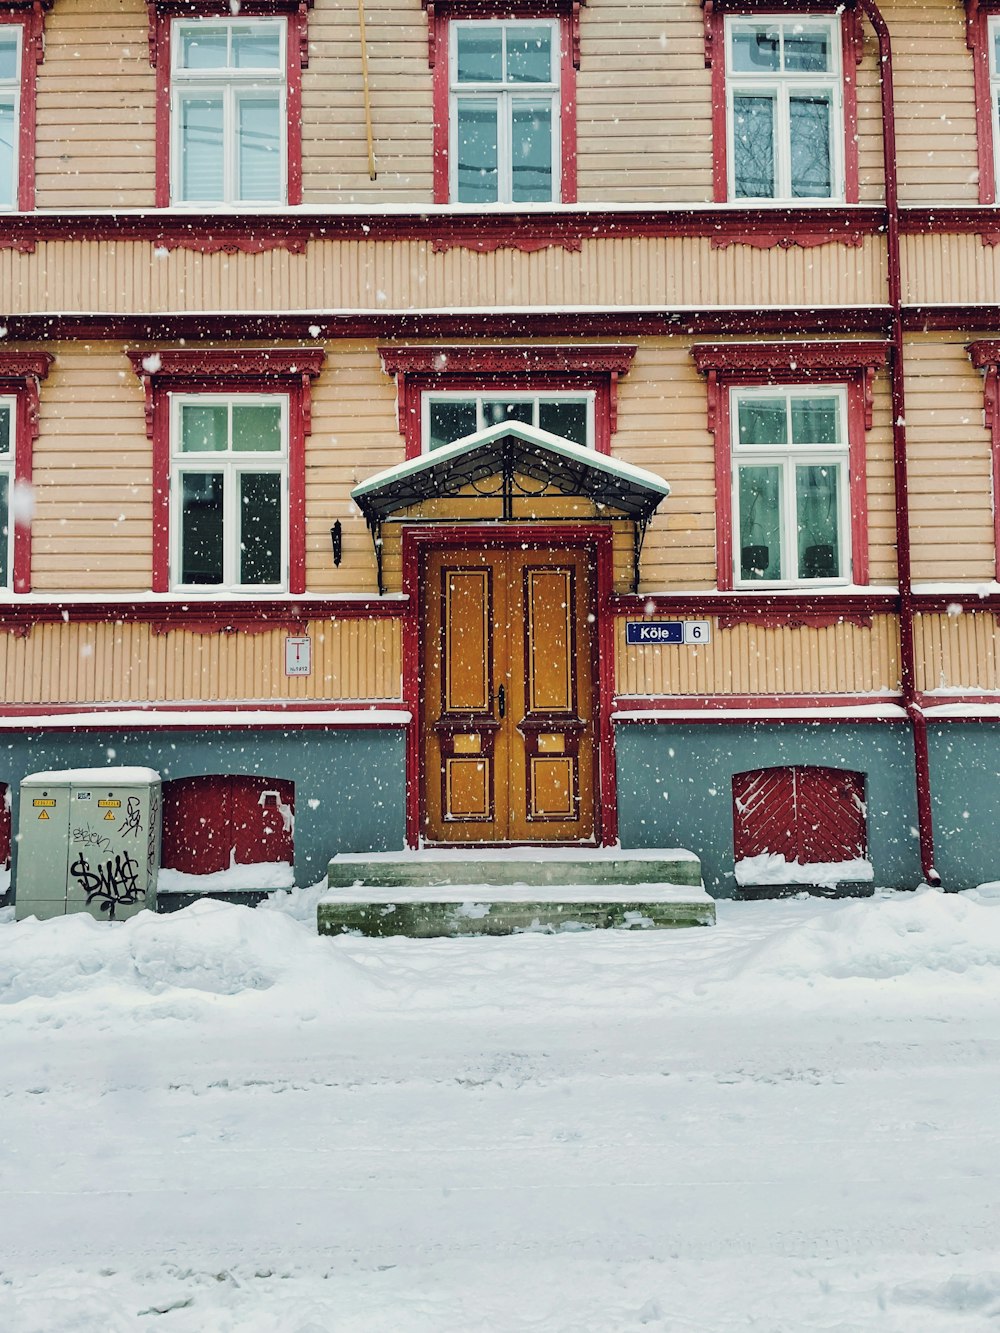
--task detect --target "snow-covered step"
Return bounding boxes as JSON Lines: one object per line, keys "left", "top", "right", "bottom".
{"left": 319, "top": 848, "right": 713, "bottom": 936}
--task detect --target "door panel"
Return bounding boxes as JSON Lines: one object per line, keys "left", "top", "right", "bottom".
{"left": 732, "top": 765, "right": 866, "bottom": 868}
{"left": 422, "top": 546, "right": 595, "bottom": 844}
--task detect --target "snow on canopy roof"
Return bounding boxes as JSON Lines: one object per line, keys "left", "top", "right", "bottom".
{"left": 22, "top": 767, "right": 161, "bottom": 785}
{"left": 350, "top": 420, "right": 671, "bottom": 525}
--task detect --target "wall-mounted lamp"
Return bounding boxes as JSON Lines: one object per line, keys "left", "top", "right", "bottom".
{"left": 330, "top": 521, "right": 343, "bottom": 567}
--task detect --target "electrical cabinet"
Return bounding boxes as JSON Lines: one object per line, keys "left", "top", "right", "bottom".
{"left": 15, "top": 768, "right": 162, "bottom": 922}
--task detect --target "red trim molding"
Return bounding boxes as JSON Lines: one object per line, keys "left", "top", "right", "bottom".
{"left": 968, "top": 338, "right": 1000, "bottom": 579}
{"left": 704, "top": 0, "right": 862, "bottom": 206}
{"left": 693, "top": 341, "right": 889, "bottom": 591}
{"left": 126, "top": 348, "right": 324, "bottom": 595}
{"left": 0, "top": 351, "right": 51, "bottom": 594}
{"left": 966, "top": 0, "right": 997, "bottom": 204}
{"left": 149, "top": 0, "right": 313, "bottom": 213}
{"left": 427, "top": 5, "right": 579, "bottom": 208}
{"left": 1, "top": 3, "right": 48, "bottom": 215}
{"left": 379, "top": 343, "right": 636, "bottom": 456}
{"left": 610, "top": 590, "right": 897, "bottom": 627}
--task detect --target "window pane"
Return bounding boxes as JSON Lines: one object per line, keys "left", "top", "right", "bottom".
{"left": 483, "top": 399, "right": 533, "bottom": 428}
{"left": 539, "top": 400, "right": 588, "bottom": 446}
{"left": 783, "top": 28, "right": 832, "bottom": 74}
{"left": 791, "top": 396, "right": 840, "bottom": 445}
{"left": 790, "top": 94, "right": 832, "bottom": 197}
{"left": 730, "top": 27, "right": 780, "bottom": 73}
{"left": 233, "top": 402, "right": 282, "bottom": 452}
{"left": 233, "top": 26, "right": 281, "bottom": 70}
{"left": 240, "top": 472, "right": 282, "bottom": 585}
{"left": 429, "top": 400, "right": 477, "bottom": 448}
{"left": 456, "top": 26, "right": 502, "bottom": 83}
{"left": 180, "top": 472, "right": 224, "bottom": 584}
{"left": 179, "top": 95, "right": 225, "bottom": 202}
{"left": 796, "top": 464, "right": 841, "bottom": 579}
{"left": 995, "top": 29, "right": 1000, "bottom": 74}
{"left": 506, "top": 26, "right": 552, "bottom": 83}
{"left": 179, "top": 26, "right": 229, "bottom": 70}
{"left": 456, "top": 100, "right": 498, "bottom": 203}
{"left": 733, "top": 94, "right": 775, "bottom": 198}
{"left": 510, "top": 101, "right": 553, "bottom": 203}
{"left": 738, "top": 465, "right": 782, "bottom": 581}
{"left": 0, "top": 472, "right": 8, "bottom": 588}
{"left": 0, "top": 102, "right": 14, "bottom": 210}
{"left": 0, "top": 36, "right": 17, "bottom": 81}
{"left": 737, "top": 397, "right": 787, "bottom": 446}
{"left": 0, "top": 405, "right": 10, "bottom": 454}
{"left": 238, "top": 96, "right": 282, "bottom": 202}
{"left": 181, "top": 403, "right": 228, "bottom": 453}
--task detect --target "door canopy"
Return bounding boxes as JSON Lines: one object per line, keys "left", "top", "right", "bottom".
{"left": 351, "top": 420, "right": 671, "bottom": 592}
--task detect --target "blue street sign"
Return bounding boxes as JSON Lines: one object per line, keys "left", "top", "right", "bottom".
{"left": 626, "top": 621, "right": 683, "bottom": 644}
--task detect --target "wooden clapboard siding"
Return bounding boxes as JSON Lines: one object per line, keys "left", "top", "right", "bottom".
{"left": 915, "top": 611, "right": 1000, "bottom": 692}
{"left": 903, "top": 334, "right": 995, "bottom": 583}
{"left": 0, "top": 236, "right": 887, "bottom": 316}
{"left": 902, "top": 233, "right": 1000, "bottom": 306}
{"left": 0, "top": 617, "right": 402, "bottom": 703}
{"left": 34, "top": 0, "right": 155, "bottom": 210}
{"left": 31, "top": 343, "right": 153, "bottom": 592}
{"left": 882, "top": 0, "right": 979, "bottom": 205}
{"left": 615, "top": 615, "right": 901, "bottom": 696}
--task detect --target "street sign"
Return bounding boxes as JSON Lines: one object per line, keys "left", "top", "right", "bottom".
{"left": 626, "top": 620, "right": 712, "bottom": 645}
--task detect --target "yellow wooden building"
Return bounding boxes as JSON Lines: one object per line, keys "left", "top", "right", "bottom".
{"left": 1, "top": 0, "right": 998, "bottom": 896}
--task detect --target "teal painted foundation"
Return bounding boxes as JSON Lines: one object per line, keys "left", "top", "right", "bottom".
{"left": 926, "top": 724, "right": 1000, "bottom": 890}
{"left": 614, "top": 721, "right": 923, "bottom": 896}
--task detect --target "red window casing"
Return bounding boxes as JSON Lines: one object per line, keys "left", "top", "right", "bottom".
{"left": 0, "top": 353, "right": 53, "bottom": 594}
{"left": 702, "top": 0, "right": 863, "bottom": 205}
{"left": 1, "top": 5, "right": 44, "bottom": 211}
{"left": 423, "top": 0, "right": 581, "bottom": 205}
{"left": 966, "top": 0, "right": 1000, "bottom": 204}
{"left": 148, "top": 0, "right": 312, "bottom": 209}
{"left": 693, "top": 341, "right": 889, "bottom": 590}
{"left": 161, "top": 774, "right": 295, "bottom": 874}
{"left": 733, "top": 765, "right": 867, "bottom": 865}
{"left": 127, "top": 348, "right": 325, "bottom": 595}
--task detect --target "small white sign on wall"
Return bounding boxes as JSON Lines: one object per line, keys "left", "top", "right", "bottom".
{"left": 285, "top": 636, "right": 312, "bottom": 677}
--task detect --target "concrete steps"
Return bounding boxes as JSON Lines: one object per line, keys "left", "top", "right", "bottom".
{"left": 319, "top": 848, "right": 714, "bottom": 937}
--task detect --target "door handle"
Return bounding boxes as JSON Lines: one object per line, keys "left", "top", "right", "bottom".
{"left": 497, "top": 684, "right": 506, "bottom": 719}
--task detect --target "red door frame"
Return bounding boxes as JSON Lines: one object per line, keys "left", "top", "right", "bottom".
{"left": 401, "top": 524, "right": 618, "bottom": 848}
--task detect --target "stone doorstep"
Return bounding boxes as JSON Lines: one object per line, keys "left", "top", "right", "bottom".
{"left": 326, "top": 852, "right": 703, "bottom": 891}
{"left": 317, "top": 896, "right": 716, "bottom": 938}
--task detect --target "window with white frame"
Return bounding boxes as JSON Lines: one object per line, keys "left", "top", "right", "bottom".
{"left": 726, "top": 16, "right": 842, "bottom": 201}
{"left": 450, "top": 20, "right": 559, "bottom": 204}
{"left": 171, "top": 19, "right": 285, "bottom": 206}
{"left": 170, "top": 396, "right": 288, "bottom": 590}
{"left": 0, "top": 30, "right": 20, "bottom": 211}
{"left": 731, "top": 386, "right": 850, "bottom": 585}
{"left": 0, "top": 398, "right": 13, "bottom": 588}
{"left": 424, "top": 391, "right": 592, "bottom": 451}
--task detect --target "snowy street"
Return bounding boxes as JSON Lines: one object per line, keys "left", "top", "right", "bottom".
{"left": 2, "top": 889, "right": 1000, "bottom": 1331}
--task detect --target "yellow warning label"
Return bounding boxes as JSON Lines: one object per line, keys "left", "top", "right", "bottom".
{"left": 104, "top": 810, "right": 116, "bottom": 821}
{"left": 32, "top": 798, "right": 56, "bottom": 807}
{"left": 97, "top": 799, "right": 121, "bottom": 809}
{"left": 37, "top": 809, "right": 50, "bottom": 820}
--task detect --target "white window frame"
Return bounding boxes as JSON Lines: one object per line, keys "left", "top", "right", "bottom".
{"left": 724, "top": 15, "right": 843, "bottom": 203}
{"left": 421, "top": 389, "right": 594, "bottom": 453}
{"left": 730, "top": 384, "right": 851, "bottom": 588}
{"left": 989, "top": 16, "right": 1000, "bottom": 193}
{"left": 169, "top": 17, "right": 287, "bottom": 208}
{"left": 448, "top": 19, "right": 561, "bottom": 205}
{"left": 0, "top": 397, "right": 14, "bottom": 589}
{"left": 169, "top": 392, "right": 289, "bottom": 592}
{"left": 0, "top": 28, "right": 21, "bottom": 213}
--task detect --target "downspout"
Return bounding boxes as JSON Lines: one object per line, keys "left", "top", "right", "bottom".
{"left": 857, "top": 0, "right": 940, "bottom": 885}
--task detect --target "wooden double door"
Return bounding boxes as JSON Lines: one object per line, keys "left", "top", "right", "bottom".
{"left": 422, "top": 546, "right": 596, "bottom": 844}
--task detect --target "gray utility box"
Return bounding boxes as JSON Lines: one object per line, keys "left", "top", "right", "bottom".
{"left": 15, "top": 768, "right": 162, "bottom": 922}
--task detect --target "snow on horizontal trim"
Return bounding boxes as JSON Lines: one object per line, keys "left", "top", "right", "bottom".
{"left": 613, "top": 704, "right": 908, "bottom": 722}
{"left": 24, "top": 766, "right": 161, "bottom": 784}
{"left": 333, "top": 846, "right": 700, "bottom": 864}
{"left": 2, "top": 710, "right": 411, "bottom": 730}
{"left": 921, "top": 703, "right": 1000, "bottom": 719}
{"left": 735, "top": 853, "right": 874, "bottom": 888}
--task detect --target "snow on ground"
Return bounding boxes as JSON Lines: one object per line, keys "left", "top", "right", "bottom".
{"left": 2, "top": 888, "right": 1000, "bottom": 1331}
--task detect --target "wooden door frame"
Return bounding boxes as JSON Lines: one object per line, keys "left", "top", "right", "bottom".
{"left": 401, "top": 524, "right": 618, "bottom": 849}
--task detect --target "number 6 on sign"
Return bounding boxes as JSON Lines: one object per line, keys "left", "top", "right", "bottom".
{"left": 683, "top": 620, "right": 711, "bottom": 645}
